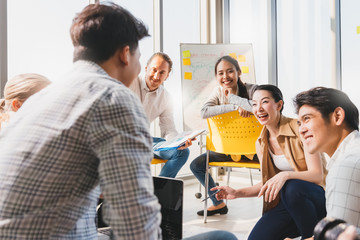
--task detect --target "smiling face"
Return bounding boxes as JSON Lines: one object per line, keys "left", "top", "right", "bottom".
{"left": 298, "top": 104, "right": 338, "bottom": 156}
{"left": 252, "top": 90, "right": 283, "bottom": 127}
{"left": 144, "top": 55, "right": 170, "bottom": 91}
{"left": 215, "top": 60, "right": 240, "bottom": 90}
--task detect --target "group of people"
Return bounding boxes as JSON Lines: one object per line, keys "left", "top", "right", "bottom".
{"left": 0, "top": 2, "right": 358, "bottom": 240}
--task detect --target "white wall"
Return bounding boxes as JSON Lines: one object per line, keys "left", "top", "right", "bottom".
{"left": 340, "top": 0, "right": 360, "bottom": 112}
{"left": 229, "top": 0, "right": 269, "bottom": 85}
{"left": 7, "top": 0, "right": 88, "bottom": 82}
{"left": 277, "top": 0, "right": 332, "bottom": 117}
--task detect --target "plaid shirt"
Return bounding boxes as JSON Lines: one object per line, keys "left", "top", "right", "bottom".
{"left": 0, "top": 61, "right": 162, "bottom": 239}
{"left": 326, "top": 130, "right": 360, "bottom": 227}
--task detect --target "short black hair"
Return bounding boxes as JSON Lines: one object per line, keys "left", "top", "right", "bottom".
{"left": 253, "top": 84, "right": 284, "bottom": 113}
{"left": 70, "top": 3, "right": 149, "bottom": 63}
{"left": 294, "top": 87, "right": 359, "bottom": 131}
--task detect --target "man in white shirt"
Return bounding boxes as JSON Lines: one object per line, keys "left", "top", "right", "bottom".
{"left": 130, "top": 52, "right": 192, "bottom": 178}
{"left": 295, "top": 87, "right": 360, "bottom": 238}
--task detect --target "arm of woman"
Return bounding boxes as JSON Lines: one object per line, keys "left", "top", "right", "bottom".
{"left": 227, "top": 94, "right": 253, "bottom": 112}
{"left": 284, "top": 146, "right": 323, "bottom": 184}
{"left": 200, "top": 87, "right": 239, "bottom": 119}
{"left": 211, "top": 182, "right": 262, "bottom": 200}
{"left": 259, "top": 146, "right": 324, "bottom": 202}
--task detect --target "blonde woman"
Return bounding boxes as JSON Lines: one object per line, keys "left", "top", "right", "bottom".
{"left": 0, "top": 73, "right": 50, "bottom": 129}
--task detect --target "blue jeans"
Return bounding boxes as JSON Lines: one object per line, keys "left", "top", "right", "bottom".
{"left": 153, "top": 137, "right": 190, "bottom": 178}
{"left": 248, "top": 179, "right": 326, "bottom": 240}
{"left": 183, "top": 230, "right": 238, "bottom": 240}
{"left": 190, "top": 151, "right": 232, "bottom": 206}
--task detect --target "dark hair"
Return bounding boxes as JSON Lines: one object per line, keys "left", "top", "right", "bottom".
{"left": 147, "top": 52, "right": 173, "bottom": 72}
{"left": 254, "top": 84, "right": 284, "bottom": 113}
{"left": 70, "top": 3, "right": 149, "bottom": 63}
{"left": 214, "top": 55, "right": 249, "bottom": 99}
{"left": 294, "top": 87, "right": 359, "bottom": 131}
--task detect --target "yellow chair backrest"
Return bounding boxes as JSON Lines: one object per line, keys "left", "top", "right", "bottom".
{"left": 206, "top": 111, "right": 263, "bottom": 155}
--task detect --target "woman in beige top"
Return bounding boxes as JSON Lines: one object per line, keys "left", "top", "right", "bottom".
{"left": 213, "top": 84, "right": 327, "bottom": 240}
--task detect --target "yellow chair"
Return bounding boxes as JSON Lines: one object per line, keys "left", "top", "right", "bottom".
{"left": 203, "top": 111, "right": 263, "bottom": 222}
{"left": 151, "top": 157, "right": 167, "bottom": 175}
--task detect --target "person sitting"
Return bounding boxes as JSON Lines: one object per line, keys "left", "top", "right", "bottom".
{"left": 294, "top": 87, "right": 360, "bottom": 237}
{"left": 0, "top": 73, "right": 50, "bottom": 130}
{"left": 213, "top": 84, "right": 327, "bottom": 240}
{"left": 190, "top": 55, "right": 256, "bottom": 216}
{"left": 130, "top": 52, "right": 193, "bottom": 178}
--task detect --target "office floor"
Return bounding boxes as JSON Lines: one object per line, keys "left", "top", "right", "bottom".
{"left": 98, "top": 169, "right": 263, "bottom": 240}
{"left": 182, "top": 169, "right": 263, "bottom": 239}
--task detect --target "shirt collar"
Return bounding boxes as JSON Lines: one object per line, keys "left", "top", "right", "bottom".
{"left": 277, "top": 115, "right": 296, "bottom": 137}
{"left": 329, "top": 130, "right": 359, "bottom": 168}
{"left": 140, "top": 76, "right": 163, "bottom": 95}
{"left": 258, "top": 115, "right": 295, "bottom": 144}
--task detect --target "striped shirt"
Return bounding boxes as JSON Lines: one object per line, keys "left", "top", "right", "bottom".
{"left": 0, "top": 60, "right": 161, "bottom": 239}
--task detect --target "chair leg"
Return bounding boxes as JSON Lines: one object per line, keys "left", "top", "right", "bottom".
{"left": 249, "top": 168, "right": 254, "bottom": 186}
{"left": 226, "top": 167, "right": 231, "bottom": 205}
{"left": 195, "top": 183, "right": 202, "bottom": 199}
{"left": 204, "top": 150, "right": 210, "bottom": 223}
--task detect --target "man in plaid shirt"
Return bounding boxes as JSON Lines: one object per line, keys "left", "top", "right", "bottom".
{"left": 0, "top": 3, "right": 161, "bottom": 239}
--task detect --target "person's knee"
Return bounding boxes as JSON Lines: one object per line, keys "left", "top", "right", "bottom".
{"left": 181, "top": 148, "right": 190, "bottom": 159}
{"left": 190, "top": 156, "right": 203, "bottom": 173}
{"left": 281, "top": 179, "right": 306, "bottom": 204}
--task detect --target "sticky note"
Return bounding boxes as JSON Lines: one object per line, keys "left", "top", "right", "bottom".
{"left": 357, "top": 26, "right": 360, "bottom": 34}
{"left": 183, "top": 50, "right": 191, "bottom": 58}
{"left": 241, "top": 66, "right": 249, "bottom": 74}
{"left": 229, "top": 53, "right": 237, "bottom": 59}
{"left": 183, "top": 58, "right": 191, "bottom": 66}
{"left": 238, "top": 55, "right": 246, "bottom": 62}
{"left": 184, "top": 72, "right": 192, "bottom": 80}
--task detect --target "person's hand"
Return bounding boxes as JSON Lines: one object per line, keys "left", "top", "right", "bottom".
{"left": 338, "top": 225, "right": 357, "bottom": 240}
{"left": 258, "top": 172, "right": 289, "bottom": 202}
{"left": 210, "top": 186, "right": 237, "bottom": 200}
{"left": 238, "top": 106, "right": 251, "bottom": 118}
{"left": 224, "top": 88, "right": 236, "bottom": 97}
{"left": 177, "top": 138, "right": 193, "bottom": 150}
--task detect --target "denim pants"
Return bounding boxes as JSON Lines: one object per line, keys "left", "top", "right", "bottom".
{"left": 183, "top": 230, "right": 238, "bottom": 240}
{"left": 190, "top": 151, "right": 232, "bottom": 206}
{"left": 248, "top": 179, "right": 326, "bottom": 240}
{"left": 153, "top": 137, "right": 190, "bottom": 178}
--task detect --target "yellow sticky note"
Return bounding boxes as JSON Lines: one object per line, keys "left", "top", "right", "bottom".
{"left": 183, "top": 50, "right": 191, "bottom": 58}
{"left": 241, "top": 66, "right": 249, "bottom": 74}
{"left": 238, "top": 55, "right": 246, "bottom": 62}
{"left": 184, "top": 72, "right": 192, "bottom": 80}
{"left": 183, "top": 58, "right": 191, "bottom": 66}
{"left": 357, "top": 26, "right": 360, "bottom": 34}
{"left": 229, "top": 53, "right": 237, "bottom": 59}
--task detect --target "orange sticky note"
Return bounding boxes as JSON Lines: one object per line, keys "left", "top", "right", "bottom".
{"left": 183, "top": 50, "right": 191, "bottom": 58}
{"left": 229, "top": 53, "right": 237, "bottom": 59}
{"left": 357, "top": 26, "right": 360, "bottom": 34}
{"left": 238, "top": 55, "right": 246, "bottom": 62}
{"left": 184, "top": 72, "right": 192, "bottom": 80}
{"left": 241, "top": 66, "right": 249, "bottom": 74}
{"left": 183, "top": 58, "right": 191, "bottom": 66}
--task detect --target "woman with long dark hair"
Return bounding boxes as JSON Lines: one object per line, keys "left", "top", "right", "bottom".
{"left": 190, "top": 55, "right": 256, "bottom": 216}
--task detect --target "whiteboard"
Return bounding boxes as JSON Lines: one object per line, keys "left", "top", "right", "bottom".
{"left": 180, "top": 43, "right": 256, "bottom": 131}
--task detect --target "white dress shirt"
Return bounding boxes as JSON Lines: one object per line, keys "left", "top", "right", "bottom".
{"left": 130, "top": 76, "right": 178, "bottom": 139}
